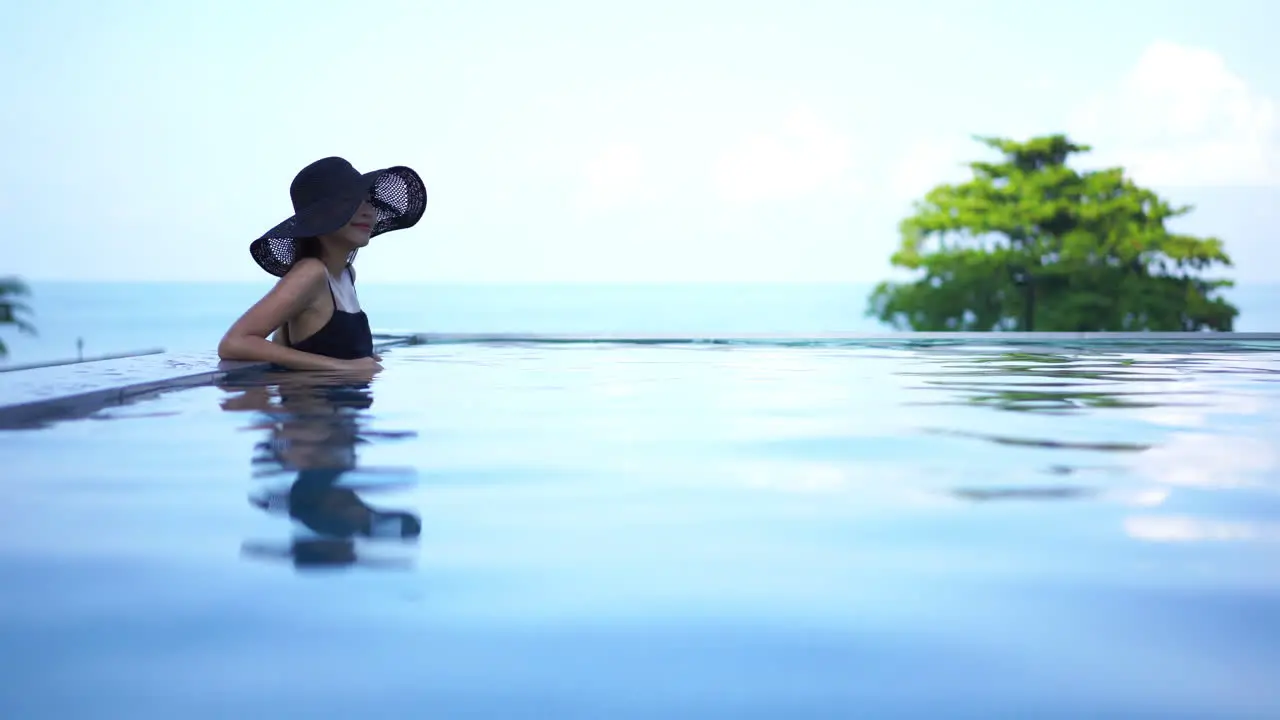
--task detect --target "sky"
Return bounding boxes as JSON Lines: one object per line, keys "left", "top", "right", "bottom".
{"left": 1, "top": 0, "right": 1277, "bottom": 284}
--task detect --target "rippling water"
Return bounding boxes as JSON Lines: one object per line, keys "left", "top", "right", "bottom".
{"left": 2, "top": 341, "right": 1279, "bottom": 718}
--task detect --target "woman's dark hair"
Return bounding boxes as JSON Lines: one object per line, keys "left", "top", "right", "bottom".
{"left": 295, "top": 237, "right": 323, "bottom": 261}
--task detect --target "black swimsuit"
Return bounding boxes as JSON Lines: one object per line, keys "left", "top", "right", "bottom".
{"left": 290, "top": 265, "right": 374, "bottom": 360}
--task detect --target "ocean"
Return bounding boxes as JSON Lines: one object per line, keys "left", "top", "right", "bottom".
{"left": 2, "top": 281, "right": 1279, "bottom": 366}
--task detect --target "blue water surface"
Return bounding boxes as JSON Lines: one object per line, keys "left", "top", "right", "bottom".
{"left": 1, "top": 341, "right": 1279, "bottom": 718}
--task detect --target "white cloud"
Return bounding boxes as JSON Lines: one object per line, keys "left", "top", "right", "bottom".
{"left": 890, "top": 42, "right": 1278, "bottom": 195}
{"left": 572, "top": 142, "right": 651, "bottom": 213}
{"left": 1067, "top": 41, "right": 1278, "bottom": 186}
{"left": 712, "top": 107, "right": 859, "bottom": 205}
{"left": 1131, "top": 432, "right": 1278, "bottom": 490}
{"left": 889, "top": 136, "right": 974, "bottom": 202}
{"left": 1124, "top": 515, "right": 1280, "bottom": 543}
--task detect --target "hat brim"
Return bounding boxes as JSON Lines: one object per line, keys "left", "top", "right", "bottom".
{"left": 249, "top": 166, "right": 428, "bottom": 278}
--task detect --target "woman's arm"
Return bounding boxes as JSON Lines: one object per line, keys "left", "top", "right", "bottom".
{"left": 218, "top": 259, "right": 352, "bottom": 371}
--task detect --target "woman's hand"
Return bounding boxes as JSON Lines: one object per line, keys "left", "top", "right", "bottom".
{"left": 333, "top": 356, "right": 383, "bottom": 374}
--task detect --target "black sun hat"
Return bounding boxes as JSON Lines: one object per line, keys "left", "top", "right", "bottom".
{"left": 250, "top": 156, "right": 428, "bottom": 277}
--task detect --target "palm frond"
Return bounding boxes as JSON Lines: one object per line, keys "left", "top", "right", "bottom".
{"left": 0, "top": 276, "right": 31, "bottom": 297}
{"left": 0, "top": 275, "right": 37, "bottom": 342}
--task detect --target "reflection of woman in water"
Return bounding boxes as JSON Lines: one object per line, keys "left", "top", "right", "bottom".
{"left": 219, "top": 372, "right": 421, "bottom": 570}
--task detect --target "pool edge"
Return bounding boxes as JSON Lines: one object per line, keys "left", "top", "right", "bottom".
{"left": 407, "top": 331, "right": 1280, "bottom": 344}
{"left": 0, "top": 339, "right": 412, "bottom": 430}
{"left": 3, "top": 332, "right": 1278, "bottom": 430}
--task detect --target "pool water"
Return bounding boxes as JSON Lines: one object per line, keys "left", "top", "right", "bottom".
{"left": 2, "top": 341, "right": 1279, "bottom": 718}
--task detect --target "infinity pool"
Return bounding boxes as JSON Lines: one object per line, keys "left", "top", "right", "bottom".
{"left": 3, "top": 341, "right": 1279, "bottom": 718}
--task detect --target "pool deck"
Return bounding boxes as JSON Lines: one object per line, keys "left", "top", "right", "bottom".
{"left": 1, "top": 331, "right": 1277, "bottom": 429}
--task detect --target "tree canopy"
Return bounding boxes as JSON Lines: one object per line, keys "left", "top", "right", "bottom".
{"left": 867, "top": 134, "right": 1239, "bottom": 332}
{"left": 0, "top": 276, "right": 36, "bottom": 358}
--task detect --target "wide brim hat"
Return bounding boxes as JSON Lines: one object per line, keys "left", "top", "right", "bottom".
{"left": 250, "top": 157, "right": 428, "bottom": 277}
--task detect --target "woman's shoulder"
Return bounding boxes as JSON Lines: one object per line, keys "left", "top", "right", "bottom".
{"left": 282, "top": 258, "right": 329, "bottom": 286}
{"left": 275, "top": 258, "right": 330, "bottom": 300}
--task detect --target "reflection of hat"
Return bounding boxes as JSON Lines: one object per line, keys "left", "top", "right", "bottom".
{"left": 293, "top": 497, "right": 422, "bottom": 540}
{"left": 250, "top": 157, "right": 427, "bottom": 277}
{"left": 250, "top": 468, "right": 422, "bottom": 540}
{"left": 241, "top": 539, "right": 415, "bottom": 571}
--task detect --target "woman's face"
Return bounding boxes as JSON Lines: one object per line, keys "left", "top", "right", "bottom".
{"left": 323, "top": 199, "right": 376, "bottom": 250}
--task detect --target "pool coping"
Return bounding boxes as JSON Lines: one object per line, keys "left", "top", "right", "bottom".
{"left": 0, "top": 338, "right": 413, "bottom": 430}
{"left": 2, "top": 331, "right": 1278, "bottom": 429}
{"left": 405, "top": 331, "right": 1280, "bottom": 344}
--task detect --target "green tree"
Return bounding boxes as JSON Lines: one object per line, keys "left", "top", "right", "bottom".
{"left": 0, "top": 276, "right": 36, "bottom": 358}
{"left": 868, "top": 134, "right": 1239, "bottom": 331}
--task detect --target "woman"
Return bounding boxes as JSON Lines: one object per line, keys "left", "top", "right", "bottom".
{"left": 218, "top": 156, "right": 427, "bottom": 372}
